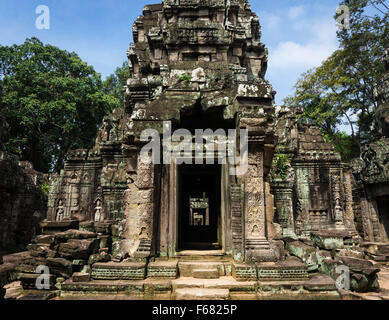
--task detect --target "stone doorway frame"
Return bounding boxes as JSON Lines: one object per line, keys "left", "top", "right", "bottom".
{"left": 158, "top": 162, "right": 231, "bottom": 258}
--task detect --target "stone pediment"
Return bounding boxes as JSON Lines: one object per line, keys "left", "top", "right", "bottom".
{"left": 352, "top": 138, "right": 389, "bottom": 185}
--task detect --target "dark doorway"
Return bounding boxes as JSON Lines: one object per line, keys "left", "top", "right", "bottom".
{"left": 377, "top": 196, "right": 389, "bottom": 238}
{"left": 178, "top": 165, "right": 221, "bottom": 250}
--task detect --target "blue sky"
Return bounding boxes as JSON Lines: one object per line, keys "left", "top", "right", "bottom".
{"left": 0, "top": 0, "right": 342, "bottom": 105}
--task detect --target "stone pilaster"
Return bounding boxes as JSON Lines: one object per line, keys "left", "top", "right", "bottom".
{"left": 329, "top": 168, "right": 346, "bottom": 230}
{"left": 343, "top": 168, "right": 358, "bottom": 236}
{"left": 244, "top": 144, "right": 276, "bottom": 262}
{"left": 230, "top": 184, "right": 244, "bottom": 262}
{"left": 133, "top": 158, "right": 156, "bottom": 259}
{"left": 294, "top": 166, "right": 310, "bottom": 237}
{"left": 271, "top": 180, "right": 296, "bottom": 238}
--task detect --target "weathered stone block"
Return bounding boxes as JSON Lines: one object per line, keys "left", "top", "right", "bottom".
{"left": 144, "top": 280, "right": 172, "bottom": 294}
{"left": 337, "top": 248, "right": 364, "bottom": 260}
{"left": 91, "top": 261, "right": 146, "bottom": 280}
{"left": 178, "top": 261, "right": 225, "bottom": 277}
{"left": 147, "top": 261, "right": 178, "bottom": 278}
{"left": 175, "top": 288, "right": 229, "bottom": 300}
{"left": 27, "top": 244, "right": 57, "bottom": 259}
{"left": 2, "top": 251, "right": 31, "bottom": 265}
{"left": 79, "top": 221, "right": 95, "bottom": 233}
{"left": 58, "top": 238, "right": 99, "bottom": 260}
{"left": 311, "top": 231, "right": 347, "bottom": 250}
{"left": 94, "top": 222, "right": 112, "bottom": 235}
{"left": 360, "top": 243, "right": 389, "bottom": 261}
{"left": 55, "top": 229, "right": 97, "bottom": 242}
{"left": 61, "top": 279, "right": 143, "bottom": 293}
{"left": 316, "top": 250, "right": 332, "bottom": 266}
{"left": 193, "top": 268, "right": 219, "bottom": 279}
{"left": 269, "top": 240, "right": 286, "bottom": 261}
{"left": 337, "top": 256, "right": 380, "bottom": 275}
{"left": 321, "top": 256, "right": 380, "bottom": 292}
{"left": 257, "top": 257, "right": 309, "bottom": 281}
{"left": 88, "top": 251, "right": 111, "bottom": 265}
{"left": 98, "top": 235, "right": 112, "bottom": 249}
{"left": 41, "top": 220, "right": 79, "bottom": 235}
{"left": 20, "top": 273, "right": 55, "bottom": 290}
{"left": 232, "top": 263, "right": 257, "bottom": 281}
{"left": 46, "top": 258, "right": 73, "bottom": 278}
{"left": 286, "top": 241, "right": 319, "bottom": 271}
{"left": 72, "top": 272, "right": 91, "bottom": 282}
{"left": 15, "top": 256, "right": 46, "bottom": 274}
{"left": 72, "top": 259, "right": 87, "bottom": 266}
{"left": 32, "top": 235, "right": 56, "bottom": 246}
{"left": 303, "top": 274, "right": 337, "bottom": 292}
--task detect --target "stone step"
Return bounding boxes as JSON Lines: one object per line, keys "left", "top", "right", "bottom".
{"left": 91, "top": 261, "right": 146, "bottom": 280}
{"left": 20, "top": 273, "right": 56, "bottom": 290}
{"left": 178, "top": 261, "right": 227, "bottom": 277}
{"left": 60, "top": 279, "right": 172, "bottom": 295}
{"left": 17, "top": 291, "right": 57, "bottom": 300}
{"left": 61, "top": 279, "right": 143, "bottom": 293}
{"left": 193, "top": 268, "right": 219, "bottom": 279}
{"left": 147, "top": 260, "right": 178, "bottom": 279}
{"left": 173, "top": 277, "right": 257, "bottom": 292}
{"left": 175, "top": 288, "right": 230, "bottom": 300}
{"left": 175, "top": 250, "right": 227, "bottom": 261}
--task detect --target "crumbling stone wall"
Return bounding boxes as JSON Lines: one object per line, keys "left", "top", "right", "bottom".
{"left": 271, "top": 106, "right": 359, "bottom": 241}
{"left": 351, "top": 48, "right": 389, "bottom": 243}
{"left": 0, "top": 81, "right": 47, "bottom": 253}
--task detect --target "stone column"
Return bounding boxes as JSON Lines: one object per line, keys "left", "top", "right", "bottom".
{"left": 118, "top": 147, "right": 157, "bottom": 261}
{"left": 244, "top": 144, "right": 275, "bottom": 262}
{"left": 329, "top": 168, "right": 346, "bottom": 230}
{"left": 272, "top": 180, "right": 296, "bottom": 238}
{"left": 230, "top": 184, "right": 244, "bottom": 262}
{"left": 294, "top": 166, "right": 310, "bottom": 236}
{"left": 343, "top": 168, "right": 358, "bottom": 235}
{"left": 133, "top": 159, "right": 155, "bottom": 259}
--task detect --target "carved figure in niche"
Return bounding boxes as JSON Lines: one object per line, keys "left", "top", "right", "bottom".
{"left": 101, "top": 117, "right": 113, "bottom": 142}
{"left": 139, "top": 227, "right": 148, "bottom": 239}
{"left": 94, "top": 199, "right": 103, "bottom": 222}
{"left": 56, "top": 199, "right": 65, "bottom": 221}
{"left": 251, "top": 225, "right": 260, "bottom": 237}
{"left": 70, "top": 173, "right": 78, "bottom": 183}
{"left": 362, "top": 147, "right": 383, "bottom": 177}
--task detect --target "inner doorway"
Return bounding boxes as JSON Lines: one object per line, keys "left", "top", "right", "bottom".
{"left": 178, "top": 165, "right": 221, "bottom": 250}
{"left": 377, "top": 196, "right": 389, "bottom": 239}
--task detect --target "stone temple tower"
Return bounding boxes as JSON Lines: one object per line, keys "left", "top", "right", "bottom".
{"left": 123, "top": 0, "right": 277, "bottom": 262}
{"left": 41, "top": 0, "right": 362, "bottom": 288}
{"left": 48, "top": 0, "right": 282, "bottom": 264}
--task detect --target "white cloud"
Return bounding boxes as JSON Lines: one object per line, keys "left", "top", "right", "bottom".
{"left": 261, "top": 12, "right": 281, "bottom": 30}
{"left": 269, "top": 19, "right": 338, "bottom": 71}
{"left": 288, "top": 6, "right": 305, "bottom": 19}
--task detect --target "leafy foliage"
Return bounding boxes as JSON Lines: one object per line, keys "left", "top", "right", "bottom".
{"left": 102, "top": 61, "right": 131, "bottom": 104}
{"left": 285, "top": 0, "right": 389, "bottom": 161}
{"left": 40, "top": 183, "right": 51, "bottom": 196}
{"left": 274, "top": 153, "right": 292, "bottom": 181}
{"left": 0, "top": 38, "right": 119, "bottom": 172}
{"left": 178, "top": 73, "right": 192, "bottom": 82}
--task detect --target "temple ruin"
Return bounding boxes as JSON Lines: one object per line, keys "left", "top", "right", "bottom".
{"left": 1, "top": 0, "right": 389, "bottom": 300}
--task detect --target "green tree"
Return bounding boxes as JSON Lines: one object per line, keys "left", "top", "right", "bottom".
{"left": 103, "top": 61, "right": 131, "bottom": 104}
{"left": 0, "top": 38, "right": 119, "bottom": 172}
{"left": 285, "top": 0, "right": 389, "bottom": 161}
